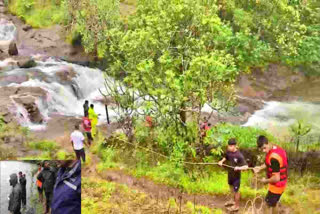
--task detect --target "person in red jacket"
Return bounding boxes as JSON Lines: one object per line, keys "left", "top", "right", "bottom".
{"left": 82, "top": 113, "right": 93, "bottom": 146}
{"left": 253, "top": 135, "right": 288, "bottom": 214}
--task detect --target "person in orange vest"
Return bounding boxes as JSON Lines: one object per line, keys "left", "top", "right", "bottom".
{"left": 145, "top": 115, "right": 153, "bottom": 128}
{"left": 35, "top": 163, "right": 43, "bottom": 203}
{"left": 253, "top": 135, "right": 288, "bottom": 214}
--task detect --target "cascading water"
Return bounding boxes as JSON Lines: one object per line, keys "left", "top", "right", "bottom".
{"left": 0, "top": 57, "right": 117, "bottom": 130}
{"left": 243, "top": 101, "right": 320, "bottom": 142}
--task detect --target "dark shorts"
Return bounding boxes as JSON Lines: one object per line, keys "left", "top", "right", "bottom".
{"left": 228, "top": 176, "right": 240, "bottom": 192}
{"left": 86, "top": 132, "right": 93, "bottom": 141}
{"left": 38, "top": 186, "right": 43, "bottom": 193}
{"left": 265, "top": 191, "right": 282, "bottom": 207}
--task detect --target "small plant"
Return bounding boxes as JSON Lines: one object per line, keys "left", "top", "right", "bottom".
{"left": 290, "top": 120, "right": 312, "bottom": 152}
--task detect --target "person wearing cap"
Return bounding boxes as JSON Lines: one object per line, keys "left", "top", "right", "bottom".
{"left": 253, "top": 135, "right": 288, "bottom": 214}
{"left": 218, "top": 138, "right": 248, "bottom": 212}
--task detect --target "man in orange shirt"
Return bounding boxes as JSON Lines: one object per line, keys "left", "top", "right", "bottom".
{"left": 253, "top": 135, "right": 288, "bottom": 214}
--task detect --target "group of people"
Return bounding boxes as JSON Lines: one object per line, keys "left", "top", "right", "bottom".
{"left": 69, "top": 100, "right": 99, "bottom": 163}
{"left": 8, "top": 172, "right": 27, "bottom": 214}
{"left": 9, "top": 160, "right": 81, "bottom": 214}
{"left": 218, "top": 135, "right": 288, "bottom": 213}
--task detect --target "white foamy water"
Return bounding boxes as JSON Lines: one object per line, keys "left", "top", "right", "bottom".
{"left": 1, "top": 58, "right": 117, "bottom": 130}
{"left": 243, "top": 101, "right": 320, "bottom": 139}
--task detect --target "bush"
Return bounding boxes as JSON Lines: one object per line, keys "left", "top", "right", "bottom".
{"left": 27, "top": 140, "right": 58, "bottom": 151}
{"left": 204, "top": 123, "right": 275, "bottom": 156}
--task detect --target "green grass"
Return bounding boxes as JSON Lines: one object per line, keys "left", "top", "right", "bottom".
{"left": 26, "top": 140, "right": 58, "bottom": 151}
{"left": 95, "top": 134, "right": 320, "bottom": 213}
{"left": 8, "top": 0, "right": 68, "bottom": 28}
{"left": 82, "top": 176, "right": 222, "bottom": 214}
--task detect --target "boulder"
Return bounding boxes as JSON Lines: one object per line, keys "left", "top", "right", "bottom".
{"left": 55, "top": 66, "right": 77, "bottom": 82}
{"left": 8, "top": 40, "right": 18, "bottom": 55}
{"left": 17, "top": 56, "right": 37, "bottom": 68}
{"left": 13, "top": 95, "right": 44, "bottom": 123}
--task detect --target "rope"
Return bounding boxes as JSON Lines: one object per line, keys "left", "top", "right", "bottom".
{"left": 111, "top": 136, "right": 265, "bottom": 212}
{"left": 113, "top": 136, "right": 255, "bottom": 169}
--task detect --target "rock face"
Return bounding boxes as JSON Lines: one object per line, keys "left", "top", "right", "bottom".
{"left": 13, "top": 95, "right": 43, "bottom": 123}
{"left": 0, "top": 86, "right": 47, "bottom": 124}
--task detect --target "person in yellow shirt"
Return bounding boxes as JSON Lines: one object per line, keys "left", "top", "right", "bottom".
{"left": 88, "top": 104, "right": 98, "bottom": 138}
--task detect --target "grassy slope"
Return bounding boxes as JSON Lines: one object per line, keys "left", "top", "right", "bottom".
{"left": 92, "top": 133, "right": 320, "bottom": 214}
{"left": 82, "top": 176, "right": 223, "bottom": 214}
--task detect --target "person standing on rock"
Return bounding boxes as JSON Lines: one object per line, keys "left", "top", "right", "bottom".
{"left": 82, "top": 112, "right": 93, "bottom": 146}
{"left": 8, "top": 173, "right": 22, "bottom": 214}
{"left": 218, "top": 138, "right": 248, "bottom": 212}
{"left": 88, "top": 104, "right": 98, "bottom": 138}
{"left": 83, "top": 100, "right": 89, "bottom": 117}
{"left": 18, "top": 172, "right": 27, "bottom": 208}
{"left": 253, "top": 135, "right": 288, "bottom": 214}
{"left": 51, "top": 160, "right": 81, "bottom": 214}
{"left": 71, "top": 124, "right": 87, "bottom": 162}
{"left": 37, "top": 161, "right": 56, "bottom": 214}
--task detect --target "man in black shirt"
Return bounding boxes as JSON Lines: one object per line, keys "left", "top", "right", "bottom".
{"left": 83, "top": 100, "right": 89, "bottom": 117}
{"left": 37, "top": 161, "right": 57, "bottom": 214}
{"left": 219, "top": 138, "right": 248, "bottom": 212}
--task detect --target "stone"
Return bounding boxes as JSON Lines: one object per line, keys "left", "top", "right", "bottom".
{"left": 17, "top": 56, "right": 37, "bottom": 68}
{"left": 8, "top": 40, "right": 18, "bottom": 55}
{"left": 22, "top": 24, "right": 32, "bottom": 32}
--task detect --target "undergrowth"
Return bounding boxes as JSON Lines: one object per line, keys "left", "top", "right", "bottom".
{"left": 82, "top": 176, "right": 223, "bottom": 214}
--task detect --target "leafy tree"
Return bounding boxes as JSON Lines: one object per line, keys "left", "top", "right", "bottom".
{"left": 102, "top": 0, "right": 243, "bottom": 137}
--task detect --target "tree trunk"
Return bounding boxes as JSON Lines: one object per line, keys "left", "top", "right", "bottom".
{"left": 179, "top": 102, "right": 187, "bottom": 125}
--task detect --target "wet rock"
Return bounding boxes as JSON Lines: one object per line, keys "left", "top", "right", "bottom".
{"left": 0, "top": 86, "right": 47, "bottom": 124}
{"left": 55, "top": 66, "right": 77, "bottom": 82}
{"left": 0, "top": 19, "right": 17, "bottom": 53}
{"left": 22, "top": 24, "right": 32, "bottom": 32}
{"left": 0, "top": 58, "right": 17, "bottom": 71}
{"left": 13, "top": 95, "right": 44, "bottom": 123}
{"left": 17, "top": 56, "right": 37, "bottom": 68}
{"left": 8, "top": 40, "right": 18, "bottom": 55}
{"left": 236, "top": 95, "right": 264, "bottom": 114}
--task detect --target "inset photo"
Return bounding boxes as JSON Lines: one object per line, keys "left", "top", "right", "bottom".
{"left": 0, "top": 160, "right": 81, "bottom": 214}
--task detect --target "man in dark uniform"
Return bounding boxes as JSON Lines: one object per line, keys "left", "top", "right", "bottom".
{"left": 8, "top": 173, "right": 22, "bottom": 214}
{"left": 218, "top": 138, "right": 248, "bottom": 212}
{"left": 51, "top": 160, "right": 81, "bottom": 214}
{"left": 18, "top": 172, "right": 27, "bottom": 208}
{"left": 37, "top": 161, "right": 56, "bottom": 214}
